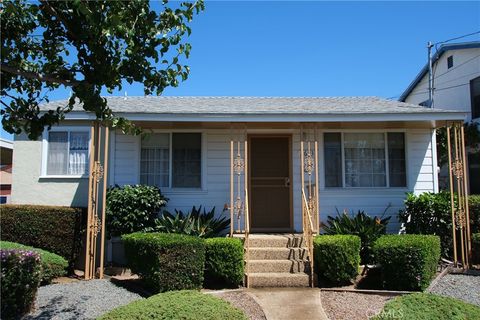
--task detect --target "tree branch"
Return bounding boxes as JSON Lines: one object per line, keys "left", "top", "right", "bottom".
{"left": 1, "top": 64, "right": 82, "bottom": 87}
{"left": 40, "top": 1, "right": 80, "bottom": 42}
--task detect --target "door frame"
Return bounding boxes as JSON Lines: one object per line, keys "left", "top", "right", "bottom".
{"left": 248, "top": 134, "right": 294, "bottom": 232}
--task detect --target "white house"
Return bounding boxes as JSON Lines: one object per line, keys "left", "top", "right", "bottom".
{"left": 11, "top": 96, "right": 466, "bottom": 233}
{"left": 400, "top": 41, "right": 480, "bottom": 193}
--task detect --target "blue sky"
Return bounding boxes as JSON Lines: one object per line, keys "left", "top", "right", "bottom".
{"left": 2, "top": 1, "right": 480, "bottom": 140}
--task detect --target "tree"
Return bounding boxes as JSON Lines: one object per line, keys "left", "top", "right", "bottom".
{"left": 1, "top": 0, "right": 204, "bottom": 139}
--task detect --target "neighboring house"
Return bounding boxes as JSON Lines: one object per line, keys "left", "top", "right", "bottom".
{"left": 400, "top": 41, "right": 480, "bottom": 193}
{"left": 11, "top": 96, "right": 466, "bottom": 233}
{"left": 0, "top": 138, "right": 14, "bottom": 204}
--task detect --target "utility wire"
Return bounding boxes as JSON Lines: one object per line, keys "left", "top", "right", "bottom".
{"left": 434, "top": 31, "right": 480, "bottom": 47}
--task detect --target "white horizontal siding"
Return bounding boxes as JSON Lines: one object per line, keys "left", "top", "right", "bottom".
{"left": 112, "top": 128, "right": 436, "bottom": 233}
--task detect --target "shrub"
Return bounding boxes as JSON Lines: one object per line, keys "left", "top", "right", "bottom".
{"left": 106, "top": 185, "right": 168, "bottom": 237}
{"left": 399, "top": 192, "right": 480, "bottom": 259}
{"left": 373, "top": 293, "right": 480, "bottom": 320}
{"left": 322, "top": 209, "right": 390, "bottom": 264}
{"left": 473, "top": 233, "right": 480, "bottom": 264}
{"left": 1, "top": 249, "right": 42, "bottom": 320}
{"left": 204, "top": 238, "right": 244, "bottom": 287}
{"left": 313, "top": 235, "right": 361, "bottom": 285}
{"left": 154, "top": 206, "right": 230, "bottom": 238}
{"left": 122, "top": 232, "right": 205, "bottom": 293}
{"left": 0, "top": 241, "right": 67, "bottom": 284}
{"left": 0, "top": 204, "right": 84, "bottom": 269}
{"left": 98, "top": 290, "right": 247, "bottom": 320}
{"left": 470, "top": 195, "right": 480, "bottom": 233}
{"left": 373, "top": 235, "right": 440, "bottom": 291}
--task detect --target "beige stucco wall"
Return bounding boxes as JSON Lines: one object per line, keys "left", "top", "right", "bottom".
{"left": 11, "top": 132, "right": 88, "bottom": 207}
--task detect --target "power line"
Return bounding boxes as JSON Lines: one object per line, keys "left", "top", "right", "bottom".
{"left": 434, "top": 31, "right": 480, "bottom": 47}
{"left": 434, "top": 54, "right": 480, "bottom": 80}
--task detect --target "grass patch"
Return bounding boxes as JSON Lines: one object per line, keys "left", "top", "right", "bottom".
{"left": 373, "top": 293, "right": 480, "bottom": 320}
{"left": 98, "top": 290, "right": 247, "bottom": 320}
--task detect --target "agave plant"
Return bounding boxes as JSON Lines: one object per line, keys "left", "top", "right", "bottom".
{"left": 322, "top": 208, "right": 391, "bottom": 265}
{"left": 153, "top": 206, "right": 230, "bottom": 238}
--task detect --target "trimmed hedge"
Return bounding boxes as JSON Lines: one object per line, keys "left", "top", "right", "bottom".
{"left": 313, "top": 235, "right": 361, "bottom": 285}
{"left": 98, "top": 290, "right": 247, "bottom": 320}
{"left": 1, "top": 249, "right": 42, "bottom": 320}
{"left": 470, "top": 195, "right": 480, "bottom": 233}
{"left": 204, "top": 237, "right": 244, "bottom": 287}
{"left": 373, "top": 235, "right": 441, "bottom": 291}
{"left": 0, "top": 241, "right": 67, "bottom": 284}
{"left": 473, "top": 233, "right": 480, "bottom": 264}
{"left": 0, "top": 205, "right": 84, "bottom": 269}
{"left": 373, "top": 293, "right": 480, "bottom": 320}
{"left": 122, "top": 233, "right": 205, "bottom": 293}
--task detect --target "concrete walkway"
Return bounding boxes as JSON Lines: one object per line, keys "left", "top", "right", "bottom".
{"left": 247, "top": 288, "right": 328, "bottom": 320}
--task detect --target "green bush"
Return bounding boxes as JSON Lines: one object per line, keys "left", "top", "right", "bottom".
{"left": 154, "top": 206, "right": 230, "bottom": 238}
{"left": 98, "top": 290, "right": 247, "bottom": 320}
{"left": 373, "top": 293, "right": 480, "bottom": 320}
{"left": 0, "top": 204, "right": 84, "bottom": 269}
{"left": 106, "top": 185, "right": 168, "bottom": 237}
{"left": 373, "top": 235, "right": 441, "bottom": 291}
{"left": 1, "top": 249, "right": 42, "bottom": 320}
{"left": 322, "top": 210, "right": 390, "bottom": 264}
{"left": 0, "top": 241, "right": 67, "bottom": 284}
{"left": 204, "top": 238, "right": 244, "bottom": 287}
{"left": 122, "top": 232, "right": 205, "bottom": 293}
{"left": 399, "top": 192, "right": 480, "bottom": 259}
{"left": 470, "top": 195, "right": 480, "bottom": 233}
{"left": 313, "top": 235, "right": 361, "bottom": 285}
{"left": 473, "top": 233, "right": 480, "bottom": 264}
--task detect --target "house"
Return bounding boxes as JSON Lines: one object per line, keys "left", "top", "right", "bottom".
{"left": 0, "top": 138, "right": 14, "bottom": 204}
{"left": 400, "top": 41, "right": 480, "bottom": 193}
{"left": 11, "top": 96, "right": 466, "bottom": 234}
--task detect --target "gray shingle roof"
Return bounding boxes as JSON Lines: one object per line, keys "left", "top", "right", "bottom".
{"left": 40, "top": 96, "right": 461, "bottom": 115}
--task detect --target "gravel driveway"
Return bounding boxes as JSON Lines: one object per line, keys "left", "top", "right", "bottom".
{"left": 26, "top": 279, "right": 143, "bottom": 320}
{"left": 429, "top": 273, "right": 480, "bottom": 306}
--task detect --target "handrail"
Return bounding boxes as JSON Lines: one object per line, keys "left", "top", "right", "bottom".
{"left": 244, "top": 187, "right": 250, "bottom": 288}
{"left": 302, "top": 188, "right": 315, "bottom": 287}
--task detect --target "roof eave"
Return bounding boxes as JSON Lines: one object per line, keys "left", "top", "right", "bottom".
{"left": 59, "top": 111, "right": 467, "bottom": 123}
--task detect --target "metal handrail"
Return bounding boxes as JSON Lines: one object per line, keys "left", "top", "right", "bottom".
{"left": 302, "top": 188, "right": 315, "bottom": 287}
{"left": 244, "top": 187, "right": 250, "bottom": 288}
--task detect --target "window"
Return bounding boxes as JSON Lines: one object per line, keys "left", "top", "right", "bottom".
{"left": 324, "top": 132, "right": 406, "bottom": 188}
{"left": 46, "top": 131, "right": 89, "bottom": 176}
{"left": 447, "top": 55, "right": 453, "bottom": 69}
{"left": 140, "top": 133, "right": 169, "bottom": 187}
{"left": 471, "top": 76, "right": 480, "bottom": 119}
{"left": 140, "top": 132, "right": 202, "bottom": 189}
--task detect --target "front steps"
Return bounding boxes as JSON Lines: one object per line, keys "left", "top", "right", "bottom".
{"left": 241, "top": 234, "right": 312, "bottom": 288}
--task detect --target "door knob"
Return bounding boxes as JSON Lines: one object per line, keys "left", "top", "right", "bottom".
{"left": 284, "top": 177, "right": 290, "bottom": 187}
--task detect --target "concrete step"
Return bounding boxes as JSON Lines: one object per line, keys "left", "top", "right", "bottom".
{"left": 247, "top": 259, "right": 309, "bottom": 273}
{"left": 245, "top": 234, "right": 305, "bottom": 248}
{"left": 246, "top": 272, "right": 311, "bottom": 287}
{"left": 248, "top": 247, "right": 307, "bottom": 260}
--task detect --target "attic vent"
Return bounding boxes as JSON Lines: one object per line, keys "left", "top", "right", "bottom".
{"left": 447, "top": 55, "right": 453, "bottom": 69}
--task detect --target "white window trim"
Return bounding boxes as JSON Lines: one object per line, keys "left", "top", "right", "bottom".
{"left": 138, "top": 130, "right": 207, "bottom": 192}
{"left": 322, "top": 130, "right": 409, "bottom": 189}
{"left": 40, "top": 126, "right": 91, "bottom": 179}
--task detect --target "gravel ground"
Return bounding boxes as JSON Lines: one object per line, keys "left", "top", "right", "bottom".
{"left": 211, "top": 291, "right": 267, "bottom": 320}
{"left": 26, "top": 279, "right": 143, "bottom": 320}
{"left": 429, "top": 274, "right": 480, "bottom": 306}
{"left": 320, "top": 291, "right": 394, "bottom": 320}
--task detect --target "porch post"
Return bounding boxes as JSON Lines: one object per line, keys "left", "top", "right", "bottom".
{"left": 446, "top": 122, "right": 471, "bottom": 269}
{"left": 84, "top": 122, "right": 109, "bottom": 279}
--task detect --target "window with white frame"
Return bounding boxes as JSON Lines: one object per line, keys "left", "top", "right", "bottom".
{"left": 140, "top": 132, "right": 202, "bottom": 189}
{"left": 46, "top": 131, "right": 89, "bottom": 176}
{"left": 324, "top": 132, "right": 406, "bottom": 188}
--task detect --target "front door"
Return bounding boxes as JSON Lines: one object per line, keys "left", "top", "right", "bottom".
{"left": 249, "top": 136, "right": 292, "bottom": 231}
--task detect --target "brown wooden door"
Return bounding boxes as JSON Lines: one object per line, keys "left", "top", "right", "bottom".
{"left": 250, "top": 136, "right": 292, "bottom": 231}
